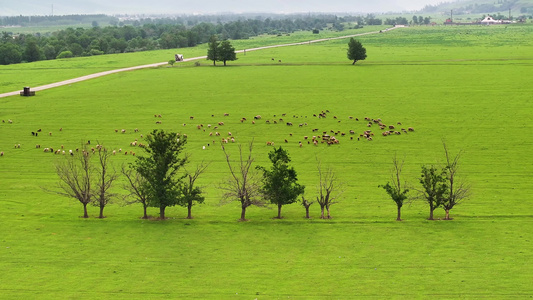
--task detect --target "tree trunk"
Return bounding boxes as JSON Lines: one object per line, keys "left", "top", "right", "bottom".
{"left": 142, "top": 204, "right": 148, "bottom": 219}
{"left": 223, "top": 60, "right": 227, "bottom": 66}
{"left": 352, "top": 60, "right": 356, "bottom": 65}
{"left": 240, "top": 206, "right": 247, "bottom": 221}
{"left": 99, "top": 205, "right": 104, "bottom": 219}
{"left": 445, "top": 209, "right": 450, "bottom": 220}
{"left": 187, "top": 202, "right": 193, "bottom": 219}
{"left": 428, "top": 206, "right": 434, "bottom": 220}
{"left": 83, "top": 203, "right": 89, "bottom": 218}
{"left": 326, "top": 206, "right": 331, "bottom": 219}
{"left": 396, "top": 206, "right": 402, "bottom": 221}
{"left": 160, "top": 206, "right": 166, "bottom": 219}
{"left": 276, "top": 204, "right": 282, "bottom": 219}
{"left": 305, "top": 206, "right": 310, "bottom": 219}
{"left": 320, "top": 205, "right": 325, "bottom": 219}
{"left": 212, "top": 60, "right": 216, "bottom": 66}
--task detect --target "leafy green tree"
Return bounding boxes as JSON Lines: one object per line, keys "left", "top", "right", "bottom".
{"left": 24, "top": 39, "right": 43, "bottom": 62}
{"left": 257, "top": 147, "right": 305, "bottom": 219}
{"left": 134, "top": 129, "right": 188, "bottom": 219}
{"left": 0, "top": 43, "right": 22, "bottom": 65}
{"left": 347, "top": 38, "right": 367, "bottom": 65}
{"left": 418, "top": 165, "right": 447, "bottom": 220}
{"left": 217, "top": 40, "right": 237, "bottom": 66}
{"left": 206, "top": 35, "right": 220, "bottom": 66}
{"left": 56, "top": 50, "right": 73, "bottom": 59}
{"left": 180, "top": 164, "right": 209, "bottom": 219}
{"left": 380, "top": 155, "right": 409, "bottom": 221}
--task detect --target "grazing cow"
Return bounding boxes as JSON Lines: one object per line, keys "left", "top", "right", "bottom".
{"left": 69, "top": 150, "right": 73, "bottom": 156}
{"left": 252, "top": 121, "right": 255, "bottom": 124}
{"left": 121, "top": 129, "right": 126, "bottom": 133}
{"left": 228, "top": 132, "right": 232, "bottom": 136}
{"left": 367, "top": 137, "right": 373, "bottom": 141}
{"left": 349, "top": 130, "right": 355, "bottom": 134}
{"left": 31, "top": 132, "right": 35, "bottom": 136}
{"left": 286, "top": 122, "right": 293, "bottom": 126}
{"left": 367, "top": 123, "right": 372, "bottom": 127}
{"left": 408, "top": 127, "right": 415, "bottom": 132}
{"left": 397, "top": 122, "right": 402, "bottom": 125}
{"left": 35, "top": 144, "right": 41, "bottom": 148}
{"left": 285, "top": 139, "right": 288, "bottom": 143}
{"left": 230, "top": 137, "right": 235, "bottom": 143}
{"left": 112, "top": 150, "right": 116, "bottom": 155}
{"left": 197, "top": 125, "right": 202, "bottom": 130}
{"left": 0, "top": 151, "right": 3, "bottom": 156}
{"left": 389, "top": 125, "right": 395, "bottom": 130}
{"left": 224, "top": 113, "right": 229, "bottom": 117}
{"left": 190, "top": 116, "right": 194, "bottom": 120}
{"left": 215, "top": 132, "right": 220, "bottom": 136}
{"left": 382, "top": 131, "right": 390, "bottom": 136}
{"left": 49, "top": 132, "right": 52, "bottom": 136}
{"left": 266, "top": 141, "right": 274, "bottom": 146}
{"left": 218, "top": 122, "right": 224, "bottom": 126}
{"left": 304, "top": 136, "right": 308, "bottom": 140}
{"left": 313, "top": 140, "right": 318, "bottom": 146}
{"left": 299, "top": 142, "right": 303, "bottom": 147}
{"left": 43, "top": 148, "right": 50, "bottom": 152}
{"left": 60, "top": 128, "right": 62, "bottom": 131}
{"left": 115, "top": 129, "right": 119, "bottom": 133}
{"left": 254, "top": 115, "right": 262, "bottom": 120}
{"left": 209, "top": 132, "right": 213, "bottom": 136}
{"left": 395, "top": 131, "right": 401, "bottom": 135}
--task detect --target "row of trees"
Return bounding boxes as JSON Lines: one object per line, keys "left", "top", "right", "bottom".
{"left": 380, "top": 143, "right": 471, "bottom": 221}
{"left": 54, "top": 129, "right": 469, "bottom": 222}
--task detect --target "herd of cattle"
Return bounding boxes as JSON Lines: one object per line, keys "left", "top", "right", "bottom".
{"left": 0, "top": 110, "right": 415, "bottom": 158}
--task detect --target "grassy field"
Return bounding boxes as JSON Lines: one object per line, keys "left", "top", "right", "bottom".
{"left": 0, "top": 26, "right": 387, "bottom": 95}
{"left": 1, "top": 25, "right": 532, "bottom": 298}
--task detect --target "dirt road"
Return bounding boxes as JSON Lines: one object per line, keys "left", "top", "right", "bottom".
{"left": 0, "top": 27, "right": 398, "bottom": 99}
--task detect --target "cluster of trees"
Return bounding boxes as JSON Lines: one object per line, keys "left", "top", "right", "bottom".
{"left": 54, "top": 130, "right": 469, "bottom": 222}
{"left": 206, "top": 35, "right": 237, "bottom": 66}
{"left": 380, "top": 143, "right": 470, "bottom": 221}
{"left": 0, "top": 14, "right": 115, "bottom": 27}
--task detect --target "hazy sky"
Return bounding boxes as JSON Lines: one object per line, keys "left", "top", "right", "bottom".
{"left": 2, "top": 0, "right": 450, "bottom": 16}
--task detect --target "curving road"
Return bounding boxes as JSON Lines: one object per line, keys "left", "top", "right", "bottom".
{"left": 0, "top": 27, "right": 398, "bottom": 99}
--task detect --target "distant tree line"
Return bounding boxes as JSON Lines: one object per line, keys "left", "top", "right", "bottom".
{"left": 0, "top": 14, "right": 350, "bottom": 65}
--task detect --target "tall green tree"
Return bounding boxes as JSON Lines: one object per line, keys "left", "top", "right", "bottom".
{"left": 134, "top": 129, "right": 188, "bottom": 219}
{"left": 206, "top": 35, "right": 220, "bottom": 66}
{"left": 418, "top": 165, "right": 447, "bottom": 220}
{"left": 257, "top": 147, "right": 305, "bottom": 219}
{"left": 380, "top": 155, "right": 409, "bottom": 221}
{"left": 24, "top": 39, "right": 43, "bottom": 62}
{"left": 0, "top": 43, "right": 22, "bottom": 65}
{"left": 347, "top": 37, "right": 367, "bottom": 65}
{"left": 217, "top": 40, "right": 237, "bottom": 66}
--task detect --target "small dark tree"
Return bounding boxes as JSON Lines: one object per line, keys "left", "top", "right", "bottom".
{"left": 217, "top": 40, "right": 237, "bottom": 66}
{"left": 206, "top": 35, "right": 220, "bottom": 66}
{"left": 122, "top": 165, "right": 150, "bottom": 219}
{"left": 93, "top": 147, "right": 119, "bottom": 218}
{"left": 257, "top": 147, "right": 305, "bottom": 219}
{"left": 134, "top": 129, "right": 188, "bottom": 219}
{"left": 347, "top": 37, "right": 367, "bottom": 65}
{"left": 419, "top": 165, "right": 447, "bottom": 220}
{"left": 54, "top": 145, "right": 92, "bottom": 218}
{"left": 380, "top": 155, "right": 409, "bottom": 221}
{"left": 180, "top": 163, "right": 209, "bottom": 219}
{"left": 442, "top": 142, "right": 471, "bottom": 220}
{"left": 316, "top": 160, "right": 344, "bottom": 219}
{"left": 220, "top": 141, "right": 263, "bottom": 221}
{"left": 301, "top": 195, "right": 314, "bottom": 219}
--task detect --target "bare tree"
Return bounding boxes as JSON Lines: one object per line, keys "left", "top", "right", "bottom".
{"left": 442, "top": 142, "right": 471, "bottom": 220}
{"left": 93, "top": 147, "right": 118, "bottom": 218}
{"left": 54, "top": 146, "right": 92, "bottom": 218}
{"left": 316, "top": 159, "right": 344, "bottom": 219}
{"left": 301, "top": 194, "right": 314, "bottom": 219}
{"left": 122, "top": 165, "right": 150, "bottom": 219}
{"left": 380, "top": 154, "right": 409, "bottom": 221}
{"left": 181, "top": 163, "right": 209, "bottom": 219}
{"left": 219, "top": 141, "right": 263, "bottom": 221}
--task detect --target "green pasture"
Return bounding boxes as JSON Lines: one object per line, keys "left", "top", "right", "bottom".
{"left": 0, "top": 26, "right": 386, "bottom": 94}
{"left": 1, "top": 25, "right": 532, "bottom": 298}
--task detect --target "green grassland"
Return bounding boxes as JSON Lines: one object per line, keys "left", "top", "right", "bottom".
{"left": 1, "top": 25, "right": 532, "bottom": 298}
{"left": 0, "top": 26, "right": 387, "bottom": 95}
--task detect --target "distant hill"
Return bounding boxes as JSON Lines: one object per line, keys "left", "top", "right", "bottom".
{"left": 419, "top": 0, "right": 533, "bottom": 15}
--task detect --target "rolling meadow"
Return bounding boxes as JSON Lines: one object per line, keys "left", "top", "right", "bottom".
{"left": 0, "top": 25, "right": 532, "bottom": 298}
